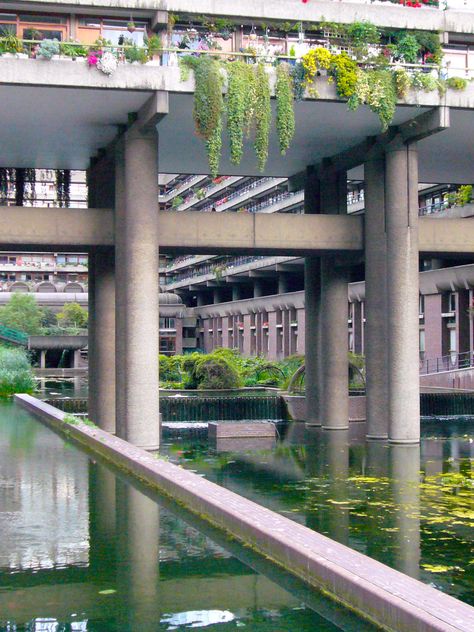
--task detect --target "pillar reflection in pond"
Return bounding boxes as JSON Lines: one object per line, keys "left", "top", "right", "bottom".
{"left": 116, "top": 479, "right": 160, "bottom": 630}
{"left": 365, "top": 441, "right": 392, "bottom": 562}
{"left": 89, "top": 463, "right": 117, "bottom": 578}
{"left": 390, "top": 445, "right": 421, "bottom": 580}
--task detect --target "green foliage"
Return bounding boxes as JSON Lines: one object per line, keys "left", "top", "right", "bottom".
{"left": 0, "top": 30, "right": 23, "bottom": 54}
{"left": 349, "top": 68, "right": 397, "bottom": 131}
{"left": 64, "top": 413, "right": 96, "bottom": 427}
{"left": 394, "top": 34, "right": 420, "bottom": 64}
{"left": 0, "top": 293, "right": 44, "bottom": 335}
{"left": 254, "top": 63, "right": 271, "bottom": 172}
{"left": 347, "top": 21, "right": 380, "bottom": 59}
{"left": 195, "top": 356, "right": 241, "bottom": 389}
{"left": 446, "top": 76, "right": 468, "bottom": 91}
{"left": 275, "top": 63, "right": 295, "bottom": 155}
{"left": 412, "top": 30, "right": 443, "bottom": 63}
{"left": 56, "top": 302, "right": 88, "bottom": 329}
{"left": 159, "top": 354, "right": 183, "bottom": 382}
{"left": 182, "top": 56, "right": 224, "bottom": 177}
{"left": 394, "top": 68, "right": 412, "bottom": 99}
{"left": 411, "top": 71, "right": 440, "bottom": 93}
{"left": 329, "top": 53, "right": 359, "bottom": 100}
{"left": 226, "top": 62, "right": 255, "bottom": 165}
{"left": 146, "top": 34, "right": 162, "bottom": 59}
{"left": 38, "top": 39, "right": 60, "bottom": 60}
{"left": 290, "top": 63, "right": 306, "bottom": 101}
{"left": 0, "top": 346, "right": 35, "bottom": 397}
{"left": 123, "top": 40, "right": 148, "bottom": 64}
{"left": 60, "top": 40, "right": 88, "bottom": 58}
{"left": 171, "top": 195, "right": 184, "bottom": 208}
{"left": 448, "top": 185, "right": 473, "bottom": 208}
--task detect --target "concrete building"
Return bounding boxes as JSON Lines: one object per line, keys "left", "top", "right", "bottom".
{"left": 2, "top": 0, "right": 474, "bottom": 447}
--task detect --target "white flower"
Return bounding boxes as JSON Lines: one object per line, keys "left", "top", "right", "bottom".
{"left": 97, "top": 52, "right": 118, "bottom": 76}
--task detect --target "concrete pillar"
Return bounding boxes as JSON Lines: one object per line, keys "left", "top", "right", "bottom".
{"left": 364, "top": 154, "right": 389, "bottom": 440}
{"left": 385, "top": 140, "right": 420, "bottom": 443}
{"left": 115, "top": 130, "right": 160, "bottom": 449}
{"left": 319, "top": 168, "right": 349, "bottom": 430}
{"left": 196, "top": 293, "right": 205, "bottom": 307}
{"left": 88, "top": 249, "right": 116, "bottom": 433}
{"left": 232, "top": 285, "right": 241, "bottom": 301}
{"left": 213, "top": 287, "right": 223, "bottom": 304}
{"left": 278, "top": 274, "right": 290, "bottom": 294}
{"left": 304, "top": 167, "right": 322, "bottom": 426}
{"left": 320, "top": 259, "right": 349, "bottom": 430}
{"left": 39, "top": 349, "right": 46, "bottom": 369}
{"left": 267, "top": 310, "right": 278, "bottom": 360}
{"left": 73, "top": 349, "right": 81, "bottom": 368}
{"left": 253, "top": 279, "right": 264, "bottom": 298}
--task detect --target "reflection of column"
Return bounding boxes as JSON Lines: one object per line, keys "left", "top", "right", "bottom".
{"left": 89, "top": 463, "right": 117, "bottom": 578}
{"left": 365, "top": 441, "right": 391, "bottom": 560}
{"left": 116, "top": 479, "right": 160, "bottom": 630}
{"left": 40, "top": 349, "right": 46, "bottom": 369}
{"left": 321, "top": 430, "right": 350, "bottom": 544}
{"left": 390, "top": 445, "right": 421, "bottom": 579}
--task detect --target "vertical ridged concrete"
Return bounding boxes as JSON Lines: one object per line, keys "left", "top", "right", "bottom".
{"left": 320, "top": 258, "right": 349, "bottom": 429}
{"left": 304, "top": 167, "right": 322, "bottom": 426}
{"left": 320, "top": 169, "right": 349, "bottom": 430}
{"left": 88, "top": 248, "right": 116, "bottom": 433}
{"left": 364, "top": 155, "right": 389, "bottom": 440}
{"left": 385, "top": 140, "right": 420, "bottom": 443}
{"left": 115, "top": 129, "right": 160, "bottom": 449}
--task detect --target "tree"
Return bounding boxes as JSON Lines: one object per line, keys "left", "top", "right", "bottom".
{"left": 56, "top": 302, "right": 88, "bottom": 329}
{"left": 0, "top": 293, "right": 44, "bottom": 335}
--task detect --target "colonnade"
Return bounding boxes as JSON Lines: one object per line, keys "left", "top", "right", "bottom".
{"left": 304, "top": 136, "right": 420, "bottom": 443}
{"left": 88, "top": 125, "right": 421, "bottom": 447}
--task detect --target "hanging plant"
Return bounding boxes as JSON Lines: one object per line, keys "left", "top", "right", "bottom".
{"left": 394, "top": 68, "right": 412, "bottom": 99}
{"left": 348, "top": 69, "right": 397, "bottom": 132}
{"left": 181, "top": 56, "right": 224, "bottom": 177}
{"left": 97, "top": 51, "right": 118, "bottom": 75}
{"left": 226, "top": 62, "right": 255, "bottom": 165}
{"left": 329, "top": 52, "right": 359, "bottom": 100}
{"left": 275, "top": 63, "right": 295, "bottom": 156}
{"left": 254, "top": 63, "right": 271, "bottom": 172}
{"left": 127, "top": 21, "right": 136, "bottom": 33}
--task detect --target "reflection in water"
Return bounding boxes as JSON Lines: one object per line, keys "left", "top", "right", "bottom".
{"left": 166, "top": 421, "right": 474, "bottom": 605}
{"left": 0, "top": 402, "right": 373, "bottom": 631}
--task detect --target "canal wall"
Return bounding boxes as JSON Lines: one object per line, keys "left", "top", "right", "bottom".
{"left": 15, "top": 394, "right": 474, "bottom": 632}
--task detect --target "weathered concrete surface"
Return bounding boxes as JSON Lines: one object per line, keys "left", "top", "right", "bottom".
{"left": 4, "top": 1, "right": 474, "bottom": 35}
{"left": 208, "top": 422, "right": 276, "bottom": 439}
{"left": 16, "top": 393, "right": 474, "bottom": 632}
{"left": 283, "top": 394, "right": 366, "bottom": 423}
{"left": 1, "top": 206, "right": 473, "bottom": 257}
{"left": 28, "top": 335, "right": 88, "bottom": 350}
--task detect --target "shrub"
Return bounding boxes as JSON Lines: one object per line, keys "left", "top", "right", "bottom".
{"left": 446, "top": 76, "right": 468, "bottom": 91}
{"left": 38, "top": 39, "right": 60, "bottom": 60}
{"left": 159, "top": 354, "right": 183, "bottom": 383}
{"left": 195, "top": 356, "right": 241, "bottom": 390}
{"left": 0, "top": 347, "right": 35, "bottom": 397}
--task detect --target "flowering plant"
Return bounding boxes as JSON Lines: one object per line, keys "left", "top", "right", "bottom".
{"left": 87, "top": 51, "right": 100, "bottom": 66}
{"left": 97, "top": 51, "right": 118, "bottom": 75}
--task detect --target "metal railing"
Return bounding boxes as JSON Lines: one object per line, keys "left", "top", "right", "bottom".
{"left": 0, "top": 324, "right": 28, "bottom": 346}
{"left": 419, "top": 351, "right": 474, "bottom": 375}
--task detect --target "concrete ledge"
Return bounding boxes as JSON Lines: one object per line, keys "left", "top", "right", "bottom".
{"left": 15, "top": 394, "right": 474, "bottom": 632}
{"left": 208, "top": 422, "right": 276, "bottom": 439}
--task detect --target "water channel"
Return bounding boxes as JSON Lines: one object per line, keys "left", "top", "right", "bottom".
{"left": 0, "top": 401, "right": 376, "bottom": 631}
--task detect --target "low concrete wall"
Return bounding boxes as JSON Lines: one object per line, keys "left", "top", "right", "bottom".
{"left": 15, "top": 394, "right": 474, "bottom": 632}
{"left": 421, "top": 368, "right": 474, "bottom": 391}
{"left": 28, "top": 335, "right": 88, "bottom": 351}
{"left": 283, "top": 394, "right": 366, "bottom": 422}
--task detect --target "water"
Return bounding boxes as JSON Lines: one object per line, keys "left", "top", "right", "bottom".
{"left": 0, "top": 402, "right": 375, "bottom": 631}
{"left": 163, "top": 422, "right": 474, "bottom": 606}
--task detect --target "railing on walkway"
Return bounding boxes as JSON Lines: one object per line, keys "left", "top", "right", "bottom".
{"left": 0, "top": 324, "right": 28, "bottom": 346}
{"left": 420, "top": 351, "right": 474, "bottom": 375}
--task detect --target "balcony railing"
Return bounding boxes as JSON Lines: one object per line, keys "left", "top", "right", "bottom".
{"left": 419, "top": 351, "right": 474, "bottom": 375}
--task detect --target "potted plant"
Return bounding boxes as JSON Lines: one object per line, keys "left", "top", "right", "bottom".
{"left": 146, "top": 34, "right": 162, "bottom": 64}
{"left": 127, "top": 21, "right": 136, "bottom": 34}
{"left": 37, "top": 39, "right": 60, "bottom": 60}
{"left": 0, "top": 29, "right": 24, "bottom": 57}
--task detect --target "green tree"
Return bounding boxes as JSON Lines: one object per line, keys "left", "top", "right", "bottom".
{"left": 0, "top": 293, "right": 44, "bottom": 335}
{"left": 56, "top": 302, "right": 88, "bottom": 329}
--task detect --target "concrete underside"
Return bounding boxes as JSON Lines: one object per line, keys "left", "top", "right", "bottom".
{"left": 15, "top": 394, "right": 474, "bottom": 632}
{"left": 1, "top": 62, "right": 474, "bottom": 183}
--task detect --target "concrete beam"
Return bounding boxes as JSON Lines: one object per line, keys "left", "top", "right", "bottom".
{"left": 135, "top": 91, "right": 169, "bottom": 131}
{"left": 1, "top": 207, "right": 473, "bottom": 257}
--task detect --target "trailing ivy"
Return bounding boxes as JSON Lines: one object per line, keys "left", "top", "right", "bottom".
{"left": 394, "top": 68, "right": 412, "bottom": 99}
{"left": 181, "top": 55, "right": 224, "bottom": 176}
{"left": 226, "top": 62, "right": 255, "bottom": 165}
{"left": 329, "top": 53, "right": 359, "bottom": 100}
{"left": 254, "top": 63, "right": 271, "bottom": 172}
{"left": 275, "top": 63, "right": 295, "bottom": 156}
{"left": 348, "top": 69, "right": 397, "bottom": 132}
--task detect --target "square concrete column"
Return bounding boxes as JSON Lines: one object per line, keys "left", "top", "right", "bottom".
{"left": 115, "top": 129, "right": 160, "bottom": 449}
{"left": 385, "top": 139, "right": 420, "bottom": 443}
{"left": 364, "top": 154, "right": 389, "bottom": 440}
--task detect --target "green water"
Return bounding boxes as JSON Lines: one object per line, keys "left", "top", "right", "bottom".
{"left": 163, "top": 422, "right": 474, "bottom": 606}
{"left": 0, "top": 402, "right": 376, "bottom": 631}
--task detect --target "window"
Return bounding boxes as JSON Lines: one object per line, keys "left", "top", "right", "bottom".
{"left": 449, "top": 292, "right": 456, "bottom": 313}
{"left": 419, "top": 294, "right": 425, "bottom": 316}
{"left": 159, "top": 317, "right": 176, "bottom": 329}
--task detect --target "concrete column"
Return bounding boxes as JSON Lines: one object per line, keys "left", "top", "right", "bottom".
{"left": 278, "top": 274, "right": 290, "bottom": 294}
{"left": 385, "top": 140, "right": 420, "bottom": 443}
{"left": 267, "top": 310, "right": 278, "bottom": 360}
{"left": 196, "top": 293, "right": 205, "bottom": 307}
{"left": 232, "top": 285, "right": 241, "bottom": 301}
{"left": 39, "top": 349, "right": 46, "bottom": 369}
{"left": 304, "top": 167, "right": 322, "bottom": 426}
{"left": 115, "top": 130, "right": 160, "bottom": 449}
{"left": 253, "top": 279, "right": 264, "bottom": 298}
{"left": 73, "top": 349, "right": 81, "bottom": 368}
{"left": 320, "top": 259, "right": 349, "bottom": 430}
{"left": 213, "top": 287, "right": 223, "bottom": 304}
{"left": 364, "top": 154, "right": 389, "bottom": 440}
{"left": 88, "top": 250, "right": 115, "bottom": 432}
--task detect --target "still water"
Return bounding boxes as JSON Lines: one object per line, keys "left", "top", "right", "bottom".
{"left": 164, "top": 422, "right": 474, "bottom": 606}
{"left": 0, "top": 402, "right": 376, "bottom": 631}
